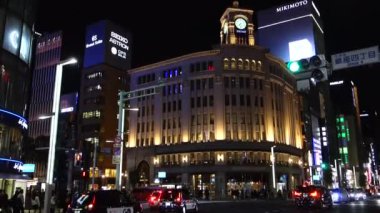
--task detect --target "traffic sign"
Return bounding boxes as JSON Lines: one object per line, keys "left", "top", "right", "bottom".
{"left": 112, "top": 155, "right": 120, "bottom": 164}
{"left": 115, "top": 135, "right": 121, "bottom": 143}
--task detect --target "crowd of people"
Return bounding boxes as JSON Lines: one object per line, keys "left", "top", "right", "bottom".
{"left": 0, "top": 188, "right": 65, "bottom": 213}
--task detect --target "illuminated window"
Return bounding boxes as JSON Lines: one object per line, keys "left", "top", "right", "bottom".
{"left": 231, "top": 58, "right": 236, "bottom": 70}
{"left": 245, "top": 59, "right": 250, "bottom": 70}
{"left": 251, "top": 60, "right": 256, "bottom": 71}
{"left": 257, "top": 61, "right": 262, "bottom": 71}
{"left": 238, "top": 59, "right": 243, "bottom": 70}
{"left": 223, "top": 58, "right": 229, "bottom": 70}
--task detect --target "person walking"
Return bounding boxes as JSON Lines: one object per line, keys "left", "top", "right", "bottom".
{"left": 31, "top": 191, "right": 40, "bottom": 213}
{"left": 11, "top": 189, "right": 24, "bottom": 213}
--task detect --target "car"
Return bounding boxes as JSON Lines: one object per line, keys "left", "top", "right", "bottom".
{"left": 67, "top": 190, "right": 142, "bottom": 213}
{"left": 293, "top": 185, "right": 333, "bottom": 208}
{"left": 348, "top": 188, "right": 367, "bottom": 201}
{"left": 132, "top": 186, "right": 163, "bottom": 211}
{"left": 149, "top": 190, "right": 163, "bottom": 209}
{"left": 158, "top": 188, "right": 199, "bottom": 213}
{"left": 330, "top": 188, "right": 350, "bottom": 203}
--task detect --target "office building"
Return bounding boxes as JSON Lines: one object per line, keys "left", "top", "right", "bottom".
{"left": 0, "top": 0, "right": 36, "bottom": 194}
{"left": 78, "top": 20, "right": 131, "bottom": 189}
{"left": 125, "top": 2, "right": 303, "bottom": 199}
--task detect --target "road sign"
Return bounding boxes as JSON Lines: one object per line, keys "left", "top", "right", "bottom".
{"left": 112, "top": 155, "right": 120, "bottom": 164}
{"left": 115, "top": 135, "right": 121, "bottom": 143}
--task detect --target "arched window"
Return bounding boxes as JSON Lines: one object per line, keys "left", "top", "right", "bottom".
{"left": 223, "top": 58, "right": 229, "bottom": 70}
{"left": 245, "top": 59, "right": 250, "bottom": 70}
{"left": 251, "top": 60, "right": 256, "bottom": 71}
{"left": 231, "top": 58, "right": 237, "bottom": 70}
{"left": 238, "top": 58, "right": 243, "bottom": 70}
{"left": 257, "top": 61, "right": 262, "bottom": 71}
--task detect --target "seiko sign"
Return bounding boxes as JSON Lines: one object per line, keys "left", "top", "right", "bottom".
{"left": 276, "top": 0, "right": 308, "bottom": 12}
{"left": 109, "top": 31, "right": 129, "bottom": 59}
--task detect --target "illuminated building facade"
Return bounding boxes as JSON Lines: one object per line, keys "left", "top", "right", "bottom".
{"left": 329, "top": 80, "right": 363, "bottom": 187}
{"left": 0, "top": 0, "right": 36, "bottom": 194}
{"left": 78, "top": 20, "right": 131, "bottom": 189}
{"left": 125, "top": 2, "right": 303, "bottom": 199}
{"left": 256, "top": 0, "right": 325, "bottom": 62}
{"left": 29, "top": 32, "right": 62, "bottom": 139}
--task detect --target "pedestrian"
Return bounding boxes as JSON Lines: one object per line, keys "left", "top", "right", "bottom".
{"left": 31, "top": 191, "right": 40, "bottom": 213}
{"left": 205, "top": 188, "right": 210, "bottom": 200}
{"left": 0, "top": 189, "right": 9, "bottom": 212}
{"left": 11, "top": 189, "right": 24, "bottom": 213}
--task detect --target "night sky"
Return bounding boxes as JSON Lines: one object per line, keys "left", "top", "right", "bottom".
{"left": 35, "top": 0, "right": 380, "bottom": 111}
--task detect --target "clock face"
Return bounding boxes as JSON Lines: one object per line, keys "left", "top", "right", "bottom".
{"left": 235, "top": 18, "right": 247, "bottom": 30}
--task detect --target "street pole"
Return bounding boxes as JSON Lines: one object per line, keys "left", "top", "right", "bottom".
{"left": 92, "top": 140, "right": 97, "bottom": 189}
{"left": 353, "top": 166, "right": 357, "bottom": 188}
{"left": 271, "top": 146, "right": 276, "bottom": 192}
{"left": 115, "top": 91, "right": 126, "bottom": 190}
{"left": 43, "top": 58, "right": 77, "bottom": 213}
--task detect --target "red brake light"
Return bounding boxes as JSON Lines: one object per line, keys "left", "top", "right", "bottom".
{"left": 175, "top": 196, "right": 182, "bottom": 203}
{"left": 87, "top": 195, "right": 96, "bottom": 210}
{"left": 294, "top": 191, "right": 301, "bottom": 197}
{"left": 150, "top": 196, "right": 157, "bottom": 202}
{"left": 310, "top": 191, "right": 318, "bottom": 197}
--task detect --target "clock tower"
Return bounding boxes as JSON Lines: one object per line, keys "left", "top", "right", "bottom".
{"left": 220, "top": 1, "right": 255, "bottom": 46}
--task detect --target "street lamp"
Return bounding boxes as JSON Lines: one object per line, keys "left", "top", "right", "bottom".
{"left": 271, "top": 145, "right": 276, "bottom": 192}
{"left": 116, "top": 90, "right": 139, "bottom": 190}
{"left": 43, "top": 57, "right": 77, "bottom": 213}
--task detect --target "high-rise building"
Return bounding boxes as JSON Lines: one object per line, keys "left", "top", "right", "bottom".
{"left": 329, "top": 80, "right": 363, "bottom": 187}
{"left": 27, "top": 31, "right": 81, "bottom": 193}
{"left": 256, "top": 0, "right": 334, "bottom": 185}
{"left": 78, "top": 20, "right": 131, "bottom": 189}
{"left": 0, "top": 0, "right": 36, "bottom": 194}
{"left": 125, "top": 2, "right": 303, "bottom": 199}
{"left": 29, "top": 31, "right": 62, "bottom": 139}
{"left": 256, "top": 0, "right": 325, "bottom": 62}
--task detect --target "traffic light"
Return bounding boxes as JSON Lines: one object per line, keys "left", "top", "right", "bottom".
{"left": 286, "top": 55, "right": 328, "bottom": 81}
{"left": 321, "top": 163, "right": 329, "bottom": 170}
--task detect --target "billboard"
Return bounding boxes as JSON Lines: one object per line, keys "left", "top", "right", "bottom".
{"left": 256, "top": 0, "right": 323, "bottom": 62}
{"left": 60, "top": 92, "right": 78, "bottom": 113}
{"left": 331, "top": 46, "right": 379, "bottom": 71}
{"left": 84, "top": 20, "right": 132, "bottom": 70}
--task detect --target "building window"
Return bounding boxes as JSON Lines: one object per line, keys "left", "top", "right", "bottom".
{"left": 238, "top": 59, "right": 243, "bottom": 70}
{"left": 225, "top": 95, "right": 230, "bottom": 106}
{"left": 209, "top": 96, "right": 214, "bottom": 107}
{"left": 231, "top": 58, "right": 236, "bottom": 69}
{"left": 208, "top": 78, "right": 214, "bottom": 89}
{"left": 251, "top": 60, "right": 256, "bottom": 71}
{"left": 223, "top": 58, "right": 229, "bottom": 70}
{"left": 245, "top": 59, "right": 250, "bottom": 70}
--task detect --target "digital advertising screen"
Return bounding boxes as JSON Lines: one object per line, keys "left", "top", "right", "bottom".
{"left": 256, "top": 0, "right": 322, "bottom": 62}
{"left": 83, "top": 20, "right": 106, "bottom": 68}
{"left": 84, "top": 20, "right": 131, "bottom": 70}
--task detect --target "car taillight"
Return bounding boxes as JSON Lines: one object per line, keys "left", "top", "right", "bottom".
{"left": 175, "top": 196, "right": 182, "bottom": 203}
{"left": 294, "top": 191, "right": 301, "bottom": 197}
{"left": 310, "top": 191, "right": 319, "bottom": 198}
{"left": 87, "top": 195, "right": 96, "bottom": 210}
{"left": 87, "top": 203, "right": 94, "bottom": 210}
{"left": 150, "top": 196, "right": 157, "bottom": 202}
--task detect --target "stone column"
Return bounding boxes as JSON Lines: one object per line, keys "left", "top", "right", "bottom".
{"left": 215, "top": 171, "right": 226, "bottom": 200}
{"left": 182, "top": 173, "right": 189, "bottom": 187}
